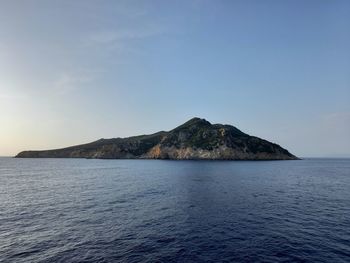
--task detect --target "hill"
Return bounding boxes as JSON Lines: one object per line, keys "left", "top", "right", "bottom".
{"left": 16, "top": 117, "right": 298, "bottom": 160}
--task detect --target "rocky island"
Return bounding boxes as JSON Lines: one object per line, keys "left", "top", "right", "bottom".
{"left": 16, "top": 117, "right": 298, "bottom": 160}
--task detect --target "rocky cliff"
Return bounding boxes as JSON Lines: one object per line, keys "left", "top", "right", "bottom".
{"left": 15, "top": 117, "right": 298, "bottom": 160}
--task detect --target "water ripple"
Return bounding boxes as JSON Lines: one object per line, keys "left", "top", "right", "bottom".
{"left": 0, "top": 158, "right": 349, "bottom": 262}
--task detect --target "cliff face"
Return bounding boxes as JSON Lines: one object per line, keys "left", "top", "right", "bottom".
{"left": 16, "top": 118, "right": 298, "bottom": 160}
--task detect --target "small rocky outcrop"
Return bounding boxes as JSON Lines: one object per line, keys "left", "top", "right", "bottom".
{"left": 15, "top": 117, "right": 298, "bottom": 160}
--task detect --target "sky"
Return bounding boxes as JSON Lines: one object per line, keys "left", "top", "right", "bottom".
{"left": 0, "top": 0, "right": 349, "bottom": 157}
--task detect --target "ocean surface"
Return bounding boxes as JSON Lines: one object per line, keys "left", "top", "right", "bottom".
{"left": 0, "top": 158, "right": 349, "bottom": 263}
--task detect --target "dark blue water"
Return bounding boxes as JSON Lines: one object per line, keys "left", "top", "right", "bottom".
{"left": 0, "top": 158, "right": 350, "bottom": 262}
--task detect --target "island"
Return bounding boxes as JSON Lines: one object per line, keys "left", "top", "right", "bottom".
{"left": 15, "top": 117, "right": 298, "bottom": 160}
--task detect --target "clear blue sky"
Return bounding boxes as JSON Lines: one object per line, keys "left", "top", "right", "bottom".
{"left": 0, "top": 0, "right": 349, "bottom": 157}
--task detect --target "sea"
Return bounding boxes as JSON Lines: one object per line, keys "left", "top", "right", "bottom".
{"left": 0, "top": 157, "right": 349, "bottom": 263}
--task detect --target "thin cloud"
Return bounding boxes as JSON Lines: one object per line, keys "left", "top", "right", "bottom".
{"left": 83, "top": 24, "right": 166, "bottom": 52}
{"left": 52, "top": 72, "right": 95, "bottom": 95}
{"left": 323, "top": 112, "right": 350, "bottom": 123}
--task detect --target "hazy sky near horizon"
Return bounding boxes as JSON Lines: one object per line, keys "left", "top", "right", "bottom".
{"left": 0, "top": 0, "right": 349, "bottom": 157}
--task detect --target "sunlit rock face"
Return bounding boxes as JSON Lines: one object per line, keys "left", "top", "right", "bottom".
{"left": 16, "top": 117, "right": 298, "bottom": 160}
